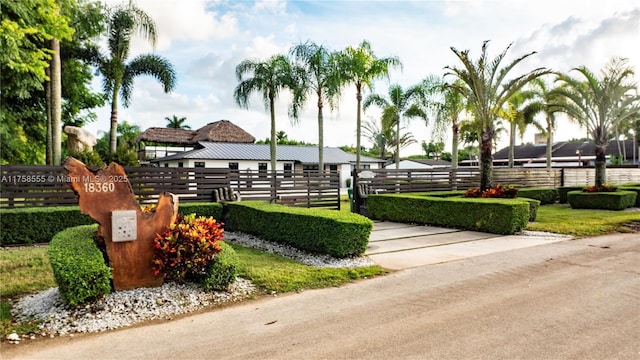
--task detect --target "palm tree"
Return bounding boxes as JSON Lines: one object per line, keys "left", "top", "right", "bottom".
{"left": 362, "top": 119, "right": 390, "bottom": 159}
{"left": 555, "top": 57, "right": 640, "bottom": 187}
{"left": 445, "top": 40, "right": 550, "bottom": 191}
{"left": 95, "top": 3, "right": 176, "bottom": 154}
{"left": 336, "top": 40, "right": 401, "bottom": 168}
{"left": 234, "top": 54, "right": 302, "bottom": 182}
{"left": 364, "top": 84, "right": 426, "bottom": 168}
{"left": 499, "top": 90, "right": 540, "bottom": 168}
{"left": 521, "top": 77, "right": 567, "bottom": 169}
{"left": 290, "top": 41, "right": 342, "bottom": 171}
{"left": 165, "top": 115, "right": 190, "bottom": 129}
{"left": 423, "top": 76, "right": 468, "bottom": 170}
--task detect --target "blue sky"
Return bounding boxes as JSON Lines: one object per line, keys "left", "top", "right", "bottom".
{"left": 89, "top": 0, "right": 640, "bottom": 155}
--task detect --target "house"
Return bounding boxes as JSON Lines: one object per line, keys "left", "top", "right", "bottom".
{"left": 135, "top": 120, "right": 256, "bottom": 162}
{"left": 152, "top": 142, "right": 386, "bottom": 188}
{"left": 460, "top": 140, "right": 638, "bottom": 167}
{"left": 385, "top": 159, "right": 451, "bottom": 169}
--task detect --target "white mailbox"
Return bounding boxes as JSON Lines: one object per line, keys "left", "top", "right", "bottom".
{"left": 111, "top": 210, "right": 137, "bottom": 242}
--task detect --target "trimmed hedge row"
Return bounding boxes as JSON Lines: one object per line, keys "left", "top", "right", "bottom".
{"left": 367, "top": 194, "right": 530, "bottom": 235}
{"left": 0, "top": 206, "right": 95, "bottom": 246}
{"left": 227, "top": 201, "right": 372, "bottom": 257}
{"left": 620, "top": 186, "right": 640, "bottom": 207}
{"left": 0, "top": 202, "right": 224, "bottom": 246}
{"left": 517, "top": 188, "right": 558, "bottom": 205}
{"left": 567, "top": 190, "right": 637, "bottom": 210}
{"left": 558, "top": 186, "right": 584, "bottom": 204}
{"left": 49, "top": 224, "right": 112, "bottom": 306}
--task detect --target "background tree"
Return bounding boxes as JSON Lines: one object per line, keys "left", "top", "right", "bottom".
{"left": 337, "top": 40, "right": 401, "bottom": 168}
{"left": 362, "top": 118, "right": 392, "bottom": 159}
{"left": 364, "top": 83, "right": 426, "bottom": 168}
{"left": 445, "top": 41, "right": 550, "bottom": 190}
{"left": 499, "top": 89, "right": 540, "bottom": 168}
{"left": 165, "top": 115, "right": 190, "bottom": 129}
{"left": 290, "top": 41, "right": 342, "bottom": 171}
{"left": 95, "top": 2, "right": 176, "bottom": 155}
{"left": 234, "top": 54, "right": 303, "bottom": 190}
{"left": 555, "top": 57, "right": 640, "bottom": 187}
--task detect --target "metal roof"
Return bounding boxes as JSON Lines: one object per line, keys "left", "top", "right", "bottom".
{"left": 153, "top": 142, "right": 384, "bottom": 164}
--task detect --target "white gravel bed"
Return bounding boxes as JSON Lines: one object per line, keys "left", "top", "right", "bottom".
{"left": 8, "top": 231, "right": 373, "bottom": 340}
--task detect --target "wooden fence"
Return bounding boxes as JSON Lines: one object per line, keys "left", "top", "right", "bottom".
{"left": 562, "top": 167, "right": 640, "bottom": 186}
{"left": 0, "top": 165, "right": 341, "bottom": 210}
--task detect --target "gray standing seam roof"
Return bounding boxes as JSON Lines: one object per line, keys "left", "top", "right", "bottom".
{"left": 153, "top": 142, "right": 384, "bottom": 164}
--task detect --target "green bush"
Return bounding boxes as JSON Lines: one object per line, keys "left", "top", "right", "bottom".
{"left": 517, "top": 188, "right": 558, "bottom": 205}
{"left": 619, "top": 187, "right": 640, "bottom": 207}
{"left": 418, "top": 190, "right": 466, "bottom": 198}
{"left": 49, "top": 225, "right": 112, "bottom": 306}
{"left": 558, "top": 186, "right": 584, "bottom": 204}
{"left": 567, "top": 190, "right": 637, "bottom": 210}
{"left": 367, "top": 194, "right": 530, "bottom": 235}
{"left": 519, "top": 198, "right": 541, "bottom": 221}
{"left": 199, "top": 242, "right": 238, "bottom": 291}
{"left": 0, "top": 206, "right": 95, "bottom": 246}
{"left": 178, "top": 202, "right": 223, "bottom": 221}
{"left": 227, "top": 201, "right": 372, "bottom": 257}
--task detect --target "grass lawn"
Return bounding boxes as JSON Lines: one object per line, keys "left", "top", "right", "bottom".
{"left": 527, "top": 204, "right": 640, "bottom": 237}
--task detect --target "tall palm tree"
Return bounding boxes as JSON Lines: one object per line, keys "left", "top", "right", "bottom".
{"left": 96, "top": 3, "right": 176, "bottom": 154}
{"left": 290, "top": 41, "right": 342, "bottom": 171}
{"left": 234, "top": 54, "right": 303, "bottom": 180}
{"left": 445, "top": 40, "right": 550, "bottom": 191}
{"left": 165, "top": 115, "right": 190, "bottom": 129}
{"left": 499, "top": 90, "right": 539, "bottom": 168}
{"left": 364, "top": 84, "right": 426, "bottom": 168}
{"left": 423, "top": 76, "right": 468, "bottom": 170}
{"left": 336, "top": 40, "right": 401, "bottom": 168}
{"left": 522, "top": 77, "right": 567, "bottom": 169}
{"left": 555, "top": 57, "right": 640, "bottom": 187}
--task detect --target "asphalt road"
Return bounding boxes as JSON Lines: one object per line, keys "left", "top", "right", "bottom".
{"left": 3, "top": 232, "right": 639, "bottom": 360}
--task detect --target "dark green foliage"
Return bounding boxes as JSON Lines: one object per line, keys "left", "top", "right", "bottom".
{"left": 517, "top": 188, "right": 558, "bottom": 205}
{"left": 417, "top": 190, "right": 466, "bottom": 198}
{"left": 199, "top": 242, "right": 238, "bottom": 291}
{"left": 519, "top": 198, "right": 541, "bottom": 221}
{"left": 69, "top": 150, "right": 104, "bottom": 166}
{"left": 48, "top": 225, "right": 112, "bottom": 306}
{"left": 367, "top": 194, "right": 530, "bottom": 235}
{"left": 178, "top": 203, "right": 223, "bottom": 221}
{"left": 567, "top": 190, "right": 637, "bottom": 210}
{"left": 558, "top": 186, "right": 584, "bottom": 203}
{"left": 619, "top": 187, "right": 640, "bottom": 207}
{"left": 227, "top": 201, "right": 372, "bottom": 257}
{"left": 0, "top": 207, "right": 95, "bottom": 245}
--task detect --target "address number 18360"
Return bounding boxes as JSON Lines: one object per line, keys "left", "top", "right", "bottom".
{"left": 84, "top": 182, "right": 115, "bottom": 193}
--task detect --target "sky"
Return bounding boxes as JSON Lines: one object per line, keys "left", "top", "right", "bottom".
{"left": 88, "top": 0, "right": 640, "bottom": 156}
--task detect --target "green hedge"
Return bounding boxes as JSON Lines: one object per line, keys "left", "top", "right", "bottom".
{"left": 558, "top": 186, "right": 584, "bottom": 204}
{"left": 0, "top": 206, "right": 95, "bottom": 246}
{"left": 367, "top": 194, "right": 530, "bottom": 235}
{"left": 518, "top": 198, "right": 541, "bottom": 221}
{"left": 417, "top": 190, "right": 466, "bottom": 198}
{"left": 567, "top": 190, "right": 637, "bottom": 210}
{"left": 517, "top": 188, "right": 558, "bottom": 205}
{"left": 227, "top": 201, "right": 372, "bottom": 257}
{"left": 199, "top": 241, "right": 238, "bottom": 291}
{"left": 619, "top": 187, "right": 640, "bottom": 207}
{"left": 49, "top": 225, "right": 112, "bottom": 306}
{"left": 178, "top": 202, "right": 223, "bottom": 220}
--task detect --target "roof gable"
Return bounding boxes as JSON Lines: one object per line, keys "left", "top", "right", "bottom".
{"left": 136, "top": 120, "right": 255, "bottom": 145}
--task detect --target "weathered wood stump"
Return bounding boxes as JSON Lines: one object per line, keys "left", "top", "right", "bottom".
{"left": 63, "top": 157, "right": 178, "bottom": 290}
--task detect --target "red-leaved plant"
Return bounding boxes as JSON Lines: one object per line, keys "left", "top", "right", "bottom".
{"left": 464, "top": 184, "right": 518, "bottom": 198}
{"left": 582, "top": 184, "right": 617, "bottom": 193}
{"left": 153, "top": 214, "right": 224, "bottom": 282}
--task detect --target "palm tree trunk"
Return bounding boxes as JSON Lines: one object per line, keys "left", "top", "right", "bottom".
{"left": 451, "top": 121, "right": 459, "bottom": 170}
{"left": 395, "top": 114, "right": 400, "bottom": 169}
{"left": 109, "top": 88, "right": 119, "bottom": 156}
{"left": 45, "top": 68, "right": 53, "bottom": 165}
{"left": 594, "top": 143, "right": 607, "bottom": 188}
{"left": 508, "top": 121, "right": 515, "bottom": 168}
{"left": 480, "top": 126, "right": 494, "bottom": 191}
{"left": 50, "top": 38, "right": 62, "bottom": 166}
{"left": 269, "top": 91, "right": 277, "bottom": 199}
{"left": 546, "top": 116, "right": 552, "bottom": 170}
{"left": 355, "top": 83, "right": 362, "bottom": 169}
{"left": 317, "top": 93, "right": 324, "bottom": 172}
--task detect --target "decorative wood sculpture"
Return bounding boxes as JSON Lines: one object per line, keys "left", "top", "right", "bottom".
{"left": 63, "top": 157, "right": 178, "bottom": 290}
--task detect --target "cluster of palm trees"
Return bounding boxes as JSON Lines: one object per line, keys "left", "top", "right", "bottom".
{"left": 234, "top": 39, "right": 639, "bottom": 191}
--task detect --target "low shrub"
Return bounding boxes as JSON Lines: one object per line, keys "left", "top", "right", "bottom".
{"left": 49, "top": 224, "right": 112, "bottom": 306}
{"left": 153, "top": 214, "right": 224, "bottom": 283}
{"left": 418, "top": 190, "right": 466, "bottom": 198}
{"left": 199, "top": 242, "right": 238, "bottom": 291}
{"left": 367, "top": 194, "right": 530, "bottom": 235}
{"left": 177, "top": 202, "right": 223, "bottom": 221}
{"left": 0, "top": 206, "right": 95, "bottom": 246}
{"left": 567, "top": 190, "right": 637, "bottom": 210}
{"left": 519, "top": 198, "right": 541, "bottom": 221}
{"left": 619, "top": 186, "right": 640, "bottom": 207}
{"left": 558, "top": 186, "right": 584, "bottom": 204}
{"left": 582, "top": 184, "right": 617, "bottom": 192}
{"left": 227, "top": 201, "right": 372, "bottom": 257}
{"left": 517, "top": 188, "right": 558, "bottom": 205}
{"left": 465, "top": 184, "right": 518, "bottom": 198}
